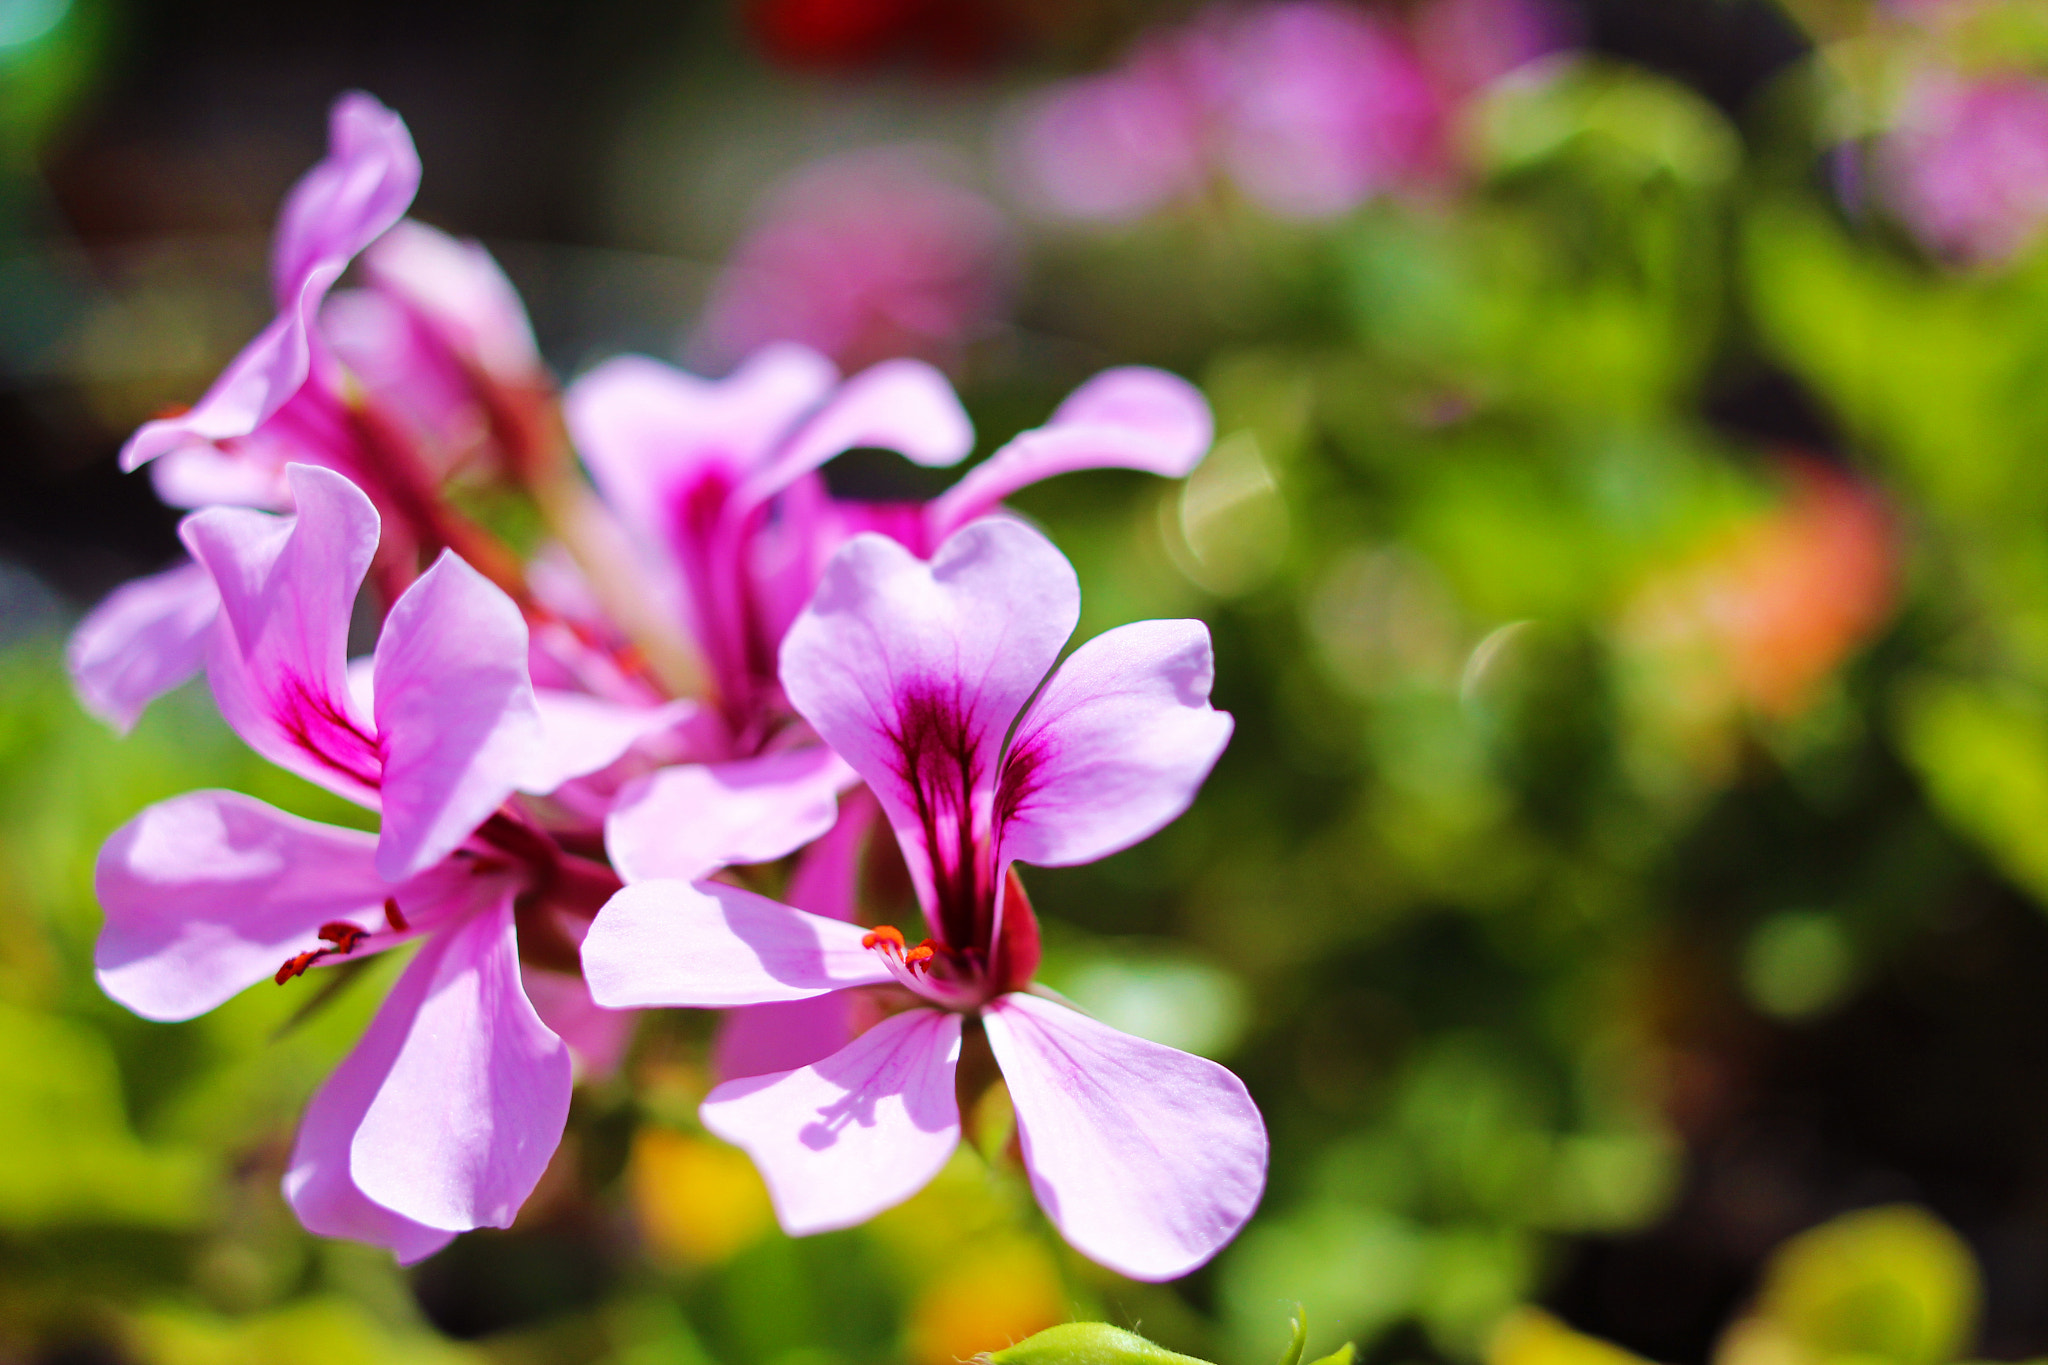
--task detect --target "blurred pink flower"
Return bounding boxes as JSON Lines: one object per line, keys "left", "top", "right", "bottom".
{"left": 1218, "top": 1, "right": 1447, "bottom": 218}
{"left": 1008, "top": 0, "right": 1573, "bottom": 222}
{"left": 583, "top": 519, "right": 1262, "bottom": 1280}
{"left": 1412, "top": 0, "right": 1573, "bottom": 98}
{"left": 691, "top": 149, "right": 1017, "bottom": 373}
{"left": 1882, "top": 73, "right": 2048, "bottom": 264}
{"left": 1004, "top": 22, "right": 1228, "bottom": 222}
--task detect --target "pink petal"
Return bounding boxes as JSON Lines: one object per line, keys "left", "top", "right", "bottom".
{"left": 271, "top": 93, "right": 423, "bottom": 304}
{"left": 150, "top": 439, "right": 294, "bottom": 510}
{"left": 715, "top": 994, "right": 861, "bottom": 1081}
{"left": 361, "top": 219, "right": 541, "bottom": 385}
{"left": 182, "top": 464, "right": 384, "bottom": 804}
{"left": 94, "top": 790, "right": 390, "bottom": 1021}
{"left": 284, "top": 1085, "right": 456, "bottom": 1265}
{"left": 707, "top": 791, "right": 879, "bottom": 1079}
{"left": 999, "top": 619, "right": 1233, "bottom": 869}
{"left": 699, "top": 1008, "right": 962, "bottom": 1235}
{"left": 778, "top": 520, "right": 1078, "bottom": 922}
{"left": 521, "top": 691, "right": 697, "bottom": 796}
{"left": 344, "top": 894, "right": 574, "bottom": 1232}
{"left": 737, "top": 358, "right": 973, "bottom": 508}
{"left": 122, "top": 93, "right": 419, "bottom": 472}
{"left": 565, "top": 345, "right": 838, "bottom": 548}
{"left": 982, "top": 992, "right": 1267, "bottom": 1281}
{"left": 605, "top": 745, "right": 857, "bottom": 884}
{"left": 928, "top": 367, "right": 1213, "bottom": 537}
{"left": 67, "top": 561, "right": 220, "bottom": 733}
{"left": 516, "top": 967, "right": 635, "bottom": 1081}
{"left": 371, "top": 550, "right": 542, "bottom": 881}
{"left": 319, "top": 287, "right": 479, "bottom": 472}
{"left": 582, "top": 879, "right": 892, "bottom": 1009}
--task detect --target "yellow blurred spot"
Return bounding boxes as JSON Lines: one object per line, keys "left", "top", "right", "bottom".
{"left": 629, "top": 1127, "right": 773, "bottom": 1268}
{"left": 906, "top": 1235, "right": 1067, "bottom": 1365}
{"left": 1490, "top": 1307, "right": 1660, "bottom": 1365}
{"left": 1716, "top": 1205, "right": 1979, "bottom": 1365}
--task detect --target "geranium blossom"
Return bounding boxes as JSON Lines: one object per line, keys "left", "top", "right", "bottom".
{"left": 690, "top": 148, "right": 1018, "bottom": 373}
{"left": 570, "top": 348, "right": 1213, "bottom": 893}
{"left": 94, "top": 465, "right": 659, "bottom": 1260}
{"left": 1006, "top": 0, "right": 1567, "bottom": 223}
{"left": 71, "top": 91, "right": 559, "bottom": 731}
{"left": 582, "top": 518, "right": 1264, "bottom": 1280}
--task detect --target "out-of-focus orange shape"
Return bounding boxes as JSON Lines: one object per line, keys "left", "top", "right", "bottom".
{"left": 629, "top": 1126, "right": 774, "bottom": 1268}
{"left": 904, "top": 1235, "right": 1067, "bottom": 1365}
{"left": 1633, "top": 457, "right": 1896, "bottom": 722}
{"left": 1714, "top": 459, "right": 1895, "bottom": 719}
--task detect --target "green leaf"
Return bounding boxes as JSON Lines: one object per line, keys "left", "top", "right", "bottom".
{"left": 983, "top": 1322, "right": 1215, "bottom": 1365}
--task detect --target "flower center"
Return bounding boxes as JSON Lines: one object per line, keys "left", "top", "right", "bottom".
{"left": 862, "top": 924, "right": 938, "bottom": 972}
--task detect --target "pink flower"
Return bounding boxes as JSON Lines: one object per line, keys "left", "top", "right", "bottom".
{"left": 118, "top": 92, "right": 420, "bottom": 479}
{"left": 1882, "top": 72, "right": 2048, "bottom": 264}
{"left": 1412, "top": 0, "right": 1572, "bottom": 99}
{"left": 73, "top": 93, "right": 554, "bottom": 730}
{"left": 1005, "top": 24, "right": 1226, "bottom": 222}
{"left": 1218, "top": 2, "right": 1446, "bottom": 218}
{"left": 570, "top": 351, "right": 1212, "bottom": 898}
{"left": 94, "top": 465, "right": 658, "bottom": 1260}
{"left": 1007, "top": 1, "right": 1449, "bottom": 222}
{"left": 582, "top": 518, "right": 1264, "bottom": 1281}
{"left": 691, "top": 148, "right": 1017, "bottom": 373}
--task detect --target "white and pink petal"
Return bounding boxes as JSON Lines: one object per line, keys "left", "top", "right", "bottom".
{"left": 982, "top": 991, "right": 1266, "bottom": 1282}
{"left": 927, "top": 367, "right": 1211, "bottom": 537}
{"left": 67, "top": 561, "right": 220, "bottom": 733}
{"left": 604, "top": 744, "right": 857, "bottom": 885}
{"left": 582, "top": 879, "right": 893, "bottom": 1009}
{"left": 342, "top": 893, "right": 574, "bottom": 1233}
{"left": 94, "top": 790, "right": 395, "bottom": 1022}
{"left": 779, "top": 520, "right": 1079, "bottom": 915}
{"left": 371, "top": 550, "right": 542, "bottom": 880}
{"left": 699, "top": 1008, "right": 962, "bottom": 1235}
{"left": 998, "top": 618, "right": 1232, "bottom": 869}
{"left": 182, "top": 464, "right": 384, "bottom": 803}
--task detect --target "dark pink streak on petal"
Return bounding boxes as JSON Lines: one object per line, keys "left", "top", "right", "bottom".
{"left": 882, "top": 678, "right": 987, "bottom": 952}
{"left": 273, "top": 669, "right": 383, "bottom": 789}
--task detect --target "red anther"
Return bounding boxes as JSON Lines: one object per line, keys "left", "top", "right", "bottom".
{"left": 318, "top": 921, "right": 368, "bottom": 952}
{"left": 152, "top": 401, "right": 193, "bottom": 421}
{"left": 275, "top": 950, "right": 322, "bottom": 985}
{"left": 903, "top": 940, "right": 936, "bottom": 970}
{"left": 862, "top": 925, "right": 907, "bottom": 951}
{"left": 384, "top": 898, "right": 409, "bottom": 933}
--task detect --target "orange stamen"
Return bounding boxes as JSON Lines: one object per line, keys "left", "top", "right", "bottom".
{"left": 862, "top": 925, "right": 907, "bottom": 951}
{"left": 903, "top": 941, "right": 936, "bottom": 970}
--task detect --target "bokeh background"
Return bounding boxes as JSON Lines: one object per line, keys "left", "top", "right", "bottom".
{"left": 7, "top": 1, "right": 2048, "bottom": 1363}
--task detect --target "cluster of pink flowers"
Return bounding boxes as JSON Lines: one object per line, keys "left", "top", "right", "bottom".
{"left": 72, "top": 93, "right": 1266, "bottom": 1280}
{"left": 1004, "top": 0, "right": 1568, "bottom": 223}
